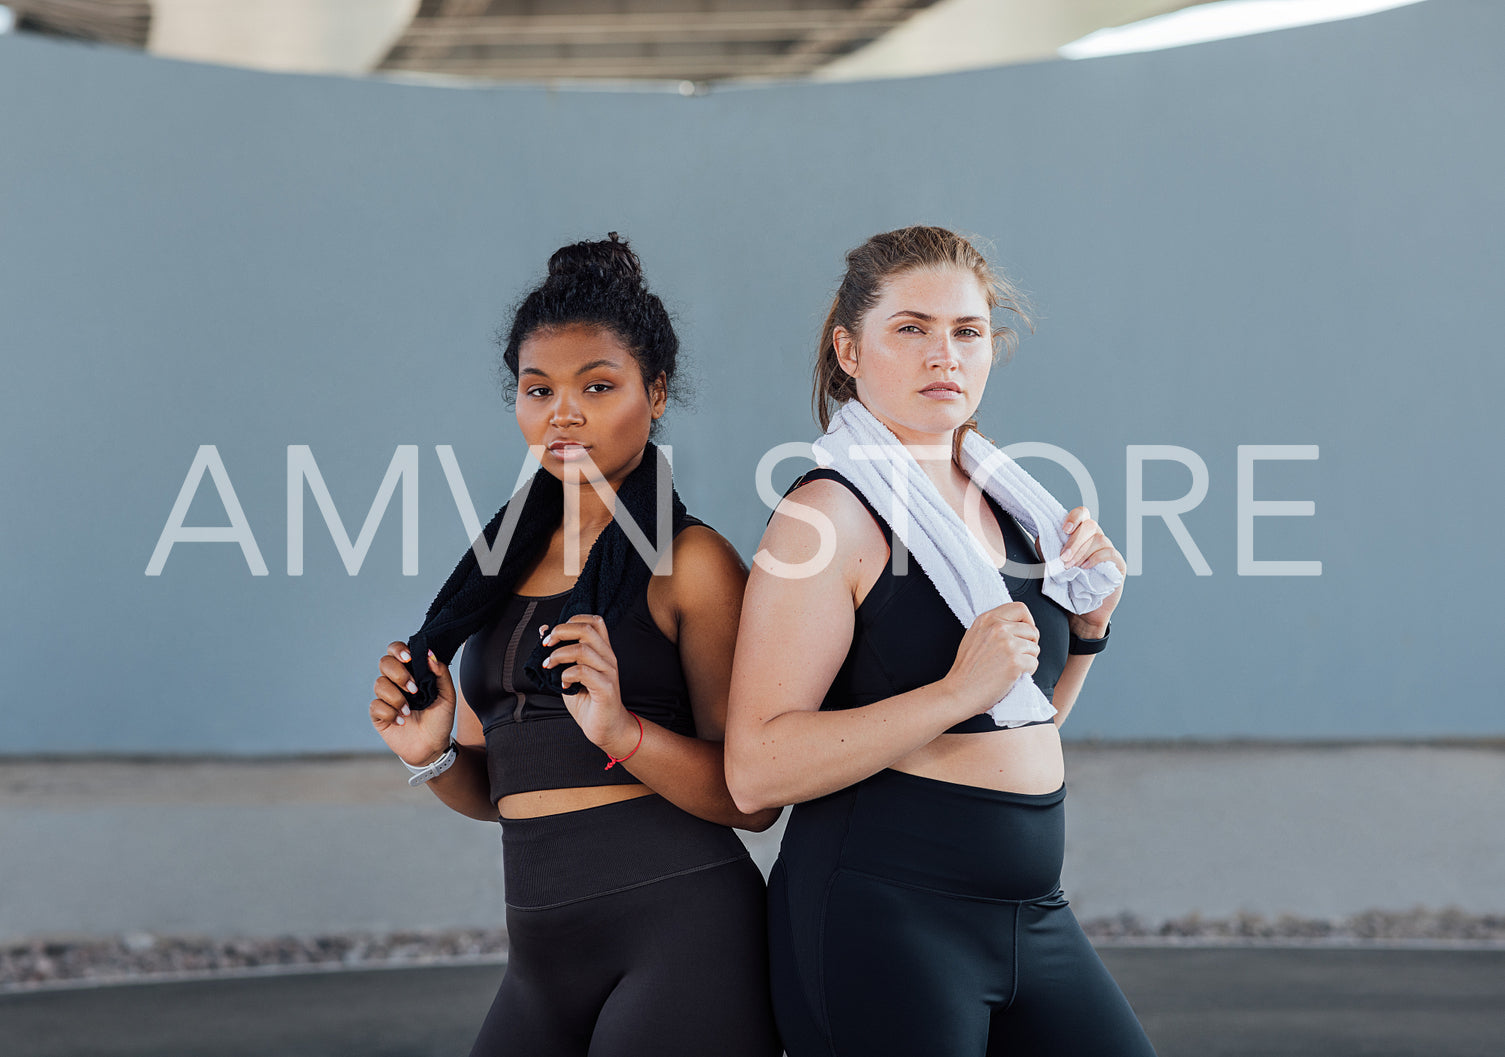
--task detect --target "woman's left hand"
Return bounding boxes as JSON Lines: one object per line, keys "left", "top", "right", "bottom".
{"left": 541, "top": 614, "right": 638, "bottom": 754}
{"left": 1057, "top": 507, "right": 1126, "bottom": 636}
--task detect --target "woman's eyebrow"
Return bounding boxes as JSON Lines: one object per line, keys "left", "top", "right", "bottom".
{"left": 886, "top": 310, "right": 988, "bottom": 325}
{"left": 519, "top": 358, "right": 624, "bottom": 378}
{"left": 574, "top": 358, "right": 623, "bottom": 374}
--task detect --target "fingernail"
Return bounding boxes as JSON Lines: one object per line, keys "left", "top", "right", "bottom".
{"left": 399, "top": 650, "right": 410, "bottom": 662}
{"left": 406, "top": 680, "right": 417, "bottom": 693}
{"left": 401, "top": 705, "right": 411, "bottom": 716}
{"left": 427, "top": 650, "right": 435, "bottom": 660}
{"left": 396, "top": 716, "right": 406, "bottom": 726}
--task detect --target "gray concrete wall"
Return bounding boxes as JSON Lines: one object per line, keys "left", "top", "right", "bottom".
{"left": 3, "top": 0, "right": 1503, "bottom": 756}
{"left": 4, "top": 745, "right": 1501, "bottom": 945}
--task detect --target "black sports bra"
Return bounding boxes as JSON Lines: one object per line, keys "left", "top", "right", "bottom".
{"left": 780, "top": 468, "right": 1070, "bottom": 734}
{"left": 458, "top": 523, "right": 703, "bottom": 804}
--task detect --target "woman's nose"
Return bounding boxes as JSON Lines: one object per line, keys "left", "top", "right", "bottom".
{"left": 926, "top": 336, "right": 960, "bottom": 369}
{"left": 550, "top": 397, "right": 584, "bottom": 425}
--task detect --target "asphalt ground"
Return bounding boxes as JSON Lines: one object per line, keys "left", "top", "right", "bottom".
{"left": 1, "top": 946, "right": 1502, "bottom": 1057}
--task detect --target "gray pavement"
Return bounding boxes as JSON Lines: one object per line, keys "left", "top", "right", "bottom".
{"left": 2, "top": 947, "right": 1503, "bottom": 1057}
{"left": 6, "top": 745, "right": 1504, "bottom": 945}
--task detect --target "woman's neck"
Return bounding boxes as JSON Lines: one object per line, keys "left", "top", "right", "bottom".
{"left": 560, "top": 479, "right": 617, "bottom": 542}
{"left": 555, "top": 442, "right": 648, "bottom": 548}
{"left": 863, "top": 406, "right": 962, "bottom": 496}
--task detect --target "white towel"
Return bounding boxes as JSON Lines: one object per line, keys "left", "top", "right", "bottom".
{"left": 811, "top": 398, "right": 1123, "bottom": 728}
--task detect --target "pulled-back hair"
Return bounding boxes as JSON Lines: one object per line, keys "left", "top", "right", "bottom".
{"left": 812, "top": 226, "right": 1033, "bottom": 456}
{"left": 499, "top": 232, "right": 684, "bottom": 439}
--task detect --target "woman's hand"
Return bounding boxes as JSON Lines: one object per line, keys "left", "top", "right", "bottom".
{"left": 370, "top": 642, "right": 456, "bottom": 768}
{"left": 541, "top": 615, "right": 639, "bottom": 757}
{"left": 1058, "top": 507, "right": 1127, "bottom": 636}
{"left": 942, "top": 601, "right": 1041, "bottom": 716}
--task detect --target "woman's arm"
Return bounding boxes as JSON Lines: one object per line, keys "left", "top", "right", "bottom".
{"left": 1042, "top": 505, "right": 1124, "bottom": 730}
{"left": 371, "top": 643, "right": 499, "bottom": 823}
{"left": 545, "top": 527, "right": 781, "bottom": 831}
{"left": 417, "top": 678, "right": 505, "bottom": 822}
{"left": 1049, "top": 647, "right": 1098, "bottom": 728}
{"left": 724, "top": 481, "right": 1006, "bottom": 813}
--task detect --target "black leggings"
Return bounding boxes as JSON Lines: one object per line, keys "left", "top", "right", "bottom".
{"left": 469, "top": 793, "right": 782, "bottom": 1057}
{"left": 768, "top": 768, "right": 1157, "bottom": 1057}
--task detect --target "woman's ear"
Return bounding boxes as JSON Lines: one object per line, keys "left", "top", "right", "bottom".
{"left": 833, "top": 326, "right": 859, "bottom": 379}
{"left": 648, "top": 371, "right": 668, "bottom": 418}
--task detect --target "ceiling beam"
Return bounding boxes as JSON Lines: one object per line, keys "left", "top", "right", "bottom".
{"left": 402, "top": 0, "right": 494, "bottom": 63}
{"left": 394, "top": 11, "right": 906, "bottom": 46}
{"left": 758, "top": 0, "right": 919, "bottom": 75}
{"left": 8, "top": 0, "right": 150, "bottom": 47}
{"left": 383, "top": 56, "right": 827, "bottom": 80}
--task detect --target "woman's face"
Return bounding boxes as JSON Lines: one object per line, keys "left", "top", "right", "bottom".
{"left": 835, "top": 266, "right": 992, "bottom": 444}
{"left": 515, "top": 323, "right": 666, "bottom": 484}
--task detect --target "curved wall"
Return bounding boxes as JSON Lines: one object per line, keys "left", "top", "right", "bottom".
{"left": 1, "top": 0, "right": 1500, "bottom": 752}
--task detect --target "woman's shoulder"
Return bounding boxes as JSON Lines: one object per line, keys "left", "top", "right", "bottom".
{"left": 636, "top": 521, "right": 746, "bottom": 635}
{"left": 667, "top": 521, "right": 743, "bottom": 572}
{"left": 763, "top": 472, "right": 892, "bottom": 586}
{"left": 649, "top": 520, "right": 747, "bottom": 594}
{"left": 778, "top": 470, "right": 890, "bottom": 542}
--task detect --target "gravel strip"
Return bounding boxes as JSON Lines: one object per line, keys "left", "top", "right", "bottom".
{"left": 0, "top": 930, "right": 509, "bottom": 992}
{"left": 5, "top": 908, "right": 1504, "bottom": 991}
{"left": 1077, "top": 905, "right": 1505, "bottom": 942}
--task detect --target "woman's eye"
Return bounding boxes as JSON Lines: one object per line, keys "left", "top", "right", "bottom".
{"left": 957, "top": 327, "right": 983, "bottom": 338}
{"left": 898, "top": 324, "right": 923, "bottom": 333}
{"left": 526, "top": 387, "right": 550, "bottom": 398}
{"left": 585, "top": 383, "right": 613, "bottom": 393}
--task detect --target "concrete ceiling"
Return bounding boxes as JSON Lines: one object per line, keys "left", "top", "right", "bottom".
{"left": 6, "top": 0, "right": 1217, "bottom": 85}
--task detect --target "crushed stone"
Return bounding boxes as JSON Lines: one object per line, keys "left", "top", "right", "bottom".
{"left": 6, "top": 907, "right": 1504, "bottom": 990}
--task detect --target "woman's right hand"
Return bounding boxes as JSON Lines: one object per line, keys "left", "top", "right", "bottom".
{"left": 942, "top": 602, "right": 1041, "bottom": 716}
{"left": 370, "top": 642, "right": 457, "bottom": 767}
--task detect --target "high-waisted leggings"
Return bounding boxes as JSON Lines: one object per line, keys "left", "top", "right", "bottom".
{"left": 767, "top": 768, "right": 1158, "bottom": 1057}
{"left": 469, "top": 792, "right": 783, "bottom": 1057}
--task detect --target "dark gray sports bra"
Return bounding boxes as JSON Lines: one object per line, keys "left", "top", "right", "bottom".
{"left": 459, "top": 526, "right": 703, "bottom": 803}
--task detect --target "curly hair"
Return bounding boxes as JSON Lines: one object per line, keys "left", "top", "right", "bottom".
{"left": 497, "top": 232, "right": 688, "bottom": 440}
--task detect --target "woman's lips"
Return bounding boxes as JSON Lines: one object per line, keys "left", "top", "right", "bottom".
{"left": 547, "top": 443, "right": 590, "bottom": 461}
{"left": 919, "top": 385, "right": 962, "bottom": 399}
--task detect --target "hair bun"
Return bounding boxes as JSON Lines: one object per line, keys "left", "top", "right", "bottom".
{"left": 546, "top": 232, "right": 644, "bottom": 285}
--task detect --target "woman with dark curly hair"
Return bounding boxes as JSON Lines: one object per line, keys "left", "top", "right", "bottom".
{"left": 369, "top": 233, "right": 783, "bottom": 1057}
{"left": 726, "top": 226, "right": 1156, "bottom": 1057}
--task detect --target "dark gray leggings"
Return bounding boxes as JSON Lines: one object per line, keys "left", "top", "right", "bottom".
{"left": 768, "top": 768, "right": 1158, "bottom": 1057}
{"left": 469, "top": 793, "right": 782, "bottom": 1057}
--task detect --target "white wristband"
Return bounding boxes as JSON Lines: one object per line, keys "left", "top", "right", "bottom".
{"left": 403, "top": 740, "right": 458, "bottom": 786}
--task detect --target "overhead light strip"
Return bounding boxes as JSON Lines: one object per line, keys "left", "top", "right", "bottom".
{"left": 1059, "top": 0, "right": 1429, "bottom": 60}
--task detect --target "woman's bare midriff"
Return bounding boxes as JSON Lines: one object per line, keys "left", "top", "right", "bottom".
{"left": 497, "top": 783, "right": 655, "bottom": 819}
{"left": 890, "top": 721, "right": 1065, "bottom": 794}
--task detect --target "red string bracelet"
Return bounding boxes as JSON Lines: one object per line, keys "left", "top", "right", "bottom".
{"left": 604, "top": 711, "right": 644, "bottom": 770}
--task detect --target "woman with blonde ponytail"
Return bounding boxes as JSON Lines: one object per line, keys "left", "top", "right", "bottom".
{"left": 727, "top": 227, "right": 1156, "bottom": 1056}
